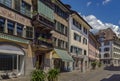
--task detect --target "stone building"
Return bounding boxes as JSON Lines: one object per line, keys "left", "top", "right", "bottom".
{"left": 69, "top": 11, "right": 92, "bottom": 72}
{"left": 88, "top": 32, "right": 100, "bottom": 70}
{"left": 96, "top": 28, "right": 120, "bottom": 66}
{"left": 0, "top": 0, "right": 34, "bottom": 77}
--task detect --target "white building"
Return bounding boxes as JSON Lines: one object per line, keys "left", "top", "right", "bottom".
{"left": 68, "top": 11, "right": 92, "bottom": 72}
{"left": 96, "top": 28, "right": 120, "bottom": 66}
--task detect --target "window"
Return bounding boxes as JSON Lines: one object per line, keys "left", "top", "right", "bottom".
{"left": 55, "top": 5, "right": 69, "bottom": 19}
{"left": 26, "top": 27, "right": 33, "bottom": 39}
{"left": 104, "top": 48, "right": 110, "bottom": 51}
{"left": 21, "top": 1, "right": 31, "bottom": 17}
{"left": 70, "top": 46, "right": 82, "bottom": 55}
{"left": 83, "top": 38, "right": 87, "bottom": 45}
{"left": 57, "top": 39, "right": 67, "bottom": 49}
{"left": 55, "top": 21, "right": 68, "bottom": 35}
{"left": 65, "top": 42, "right": 68, "bottom": 49}
{"left": 73, "top": 19, "right": 81, "bottom": 30}
{"left": 0, "top": 0, "right": 12, "bottom": 8}
{"left": 7, "top": 21, "right": 14, "bottom": 35}
{"left": 84, "top": 50, "right": 87, "bottom": 55}
{"left": 74, "top": 33, "right": 81, "bottom": 42}
{"left": 17, "top": 23, "right": 23, "bottom": 37}
{"left": 53, "top": 37, "right": 57, "bottom": 46}
{"left": 58, "top": 39, "right": 61, "bottom": 48}
{"left": 14, "top": 0, "right": 20, "bottom": 11}
{"left": 99, "top": 48, "right": 101, "bottom": 52}
{"left": 0, "top": 18, "right": 5, "bottom": 33}
{"left": 83, "top": 27, "right": 87, "bottom": 35}
{"left": 0, "top": 54, "right": 17, "bottom": 70}
{"left": 104, "top": 53, "right": 109, "bottom": 58}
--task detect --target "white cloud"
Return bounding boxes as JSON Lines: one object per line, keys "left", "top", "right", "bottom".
{"left": 83, "top": 15, "right": 120, "bottom": 36}
{"left": 87, "top": 1, "right": 92, "bottom": 7}
{"left": 102, "top": 0, "right": 111, "bottom": 5}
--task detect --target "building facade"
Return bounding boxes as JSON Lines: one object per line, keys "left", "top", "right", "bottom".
{"left": 88, "top": 32, "right": 100, "bottom": 70}
{"left": 0, "top": 0, "right": 34, "bottom": 77}
{"left": 112, "top": 38, "right": 120, "bottom": 66}
{"left": 51, "top": 0, "right": 73, "bottom": 72}
{"left": 96, "top": 28, "right": 120, "bottom": 66}
{"left": 69, "top": 11, "right": 92, "bottom": 72}
{"left": 32, "top": 0, "right": 54, "bottom": 71}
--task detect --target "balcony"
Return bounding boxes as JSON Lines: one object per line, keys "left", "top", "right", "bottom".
{"left": 32, "top": 13, "right": 54, "bottom": 30}
{"left": 34, "top": 37, "right": 53, "bottom": 48}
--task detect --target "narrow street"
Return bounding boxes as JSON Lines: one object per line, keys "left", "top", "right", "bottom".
{"left": 59, "top": 66, "right": 120, "bottom": 81}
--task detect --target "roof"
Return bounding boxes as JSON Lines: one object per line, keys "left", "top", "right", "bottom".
{"left": 71, "top": 10, "right": 93, "bottom": 29}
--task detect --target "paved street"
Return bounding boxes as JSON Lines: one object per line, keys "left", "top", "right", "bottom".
{"left": 1, "top": 66, "right": 120, "bottom": 81}
{"left": 59, "top": 66, "right": 120, "bottom": 81}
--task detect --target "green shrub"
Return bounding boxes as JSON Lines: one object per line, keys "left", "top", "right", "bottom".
{"left": 31, "top": 70, "right": 46, "bottom": 81}
{"left": 47, "top": 69, "right": 60, "bottom": 81}
{"left": 98, "top": 62, "right": 102, "bottom": 67}
{"left": 91, "top": 62, "right": 97, "bottom": 69}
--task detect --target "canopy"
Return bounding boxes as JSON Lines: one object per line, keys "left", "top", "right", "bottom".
{"left": 53, "top": 48, "right": 74, "bottom": 62}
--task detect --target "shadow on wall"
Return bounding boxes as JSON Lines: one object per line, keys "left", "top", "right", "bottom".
{"left": 104, "top": 66, "right": 120, "bottom": 71}
{"left": 101, "top": 74, "right": 120, "bottom": 81}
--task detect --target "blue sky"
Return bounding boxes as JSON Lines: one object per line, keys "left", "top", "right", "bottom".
{"left": 61, "top": 0, "right": 120, "bottom": 35}
{"left": 62, "top": 0, "right": 120, "bottom": 26}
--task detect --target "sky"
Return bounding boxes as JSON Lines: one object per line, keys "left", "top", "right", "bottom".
{"left": 61, "top": 0, "right": 120, "bottom": 36}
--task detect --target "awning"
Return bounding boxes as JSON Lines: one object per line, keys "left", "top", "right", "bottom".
{"left": 53, "top": 49, "right": 74, "bottom": 62}
{"left": 0, "top": 49, "right": 24, "bottom": 55}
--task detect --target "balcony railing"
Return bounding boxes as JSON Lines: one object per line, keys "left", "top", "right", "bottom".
{"left": 32, "top": 13, "right": 54, "bottom": 29}
{"left": 35, "top": 40, "right": 53, "bottom": 48}
{"left": 38, "top": 37, "right": 52, "bottom": 44}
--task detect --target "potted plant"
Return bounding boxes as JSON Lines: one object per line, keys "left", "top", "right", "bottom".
{"left": 47, "top": 69, "right": 60, "bottom": 81}
{"left": 31, "top": 70, "right": 46, "bottom": 81}
{"left": 91, "top": 61, "right": 97, "bottom": 69}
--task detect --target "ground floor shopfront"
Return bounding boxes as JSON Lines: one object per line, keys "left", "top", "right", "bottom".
{"left": 71, "top": 55, "right": 88, "bottom": 72}
{"left": 34, "top": 48, "right": 73, "bottom": 72}
{"left": 101, "top": 58, "right": 120, "bottom": 67}
{"left": 0, "top": 34, "right": 34, "bottom": 77}
{"left": 111, "top": 59, "right": 120, "bottom": 66}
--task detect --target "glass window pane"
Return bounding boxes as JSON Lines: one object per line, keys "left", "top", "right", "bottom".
{"left": 7, "top": 21, "right": 14, "bottom": 35}
{"left": 0, "top": 18, "right": 5, "bottom": 33}
{"left": 17, "top": 24, "right": 23, "bottom": 37}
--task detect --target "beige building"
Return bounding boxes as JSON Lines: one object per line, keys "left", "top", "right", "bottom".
{"left": 0, "top": 0, "right": 34, "bottom": 77}
{"left": 69, "top": 11, "right": 92, "bottom": 72}
{"left": 51, "top": 0, "right": 73, "bottom": 72}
